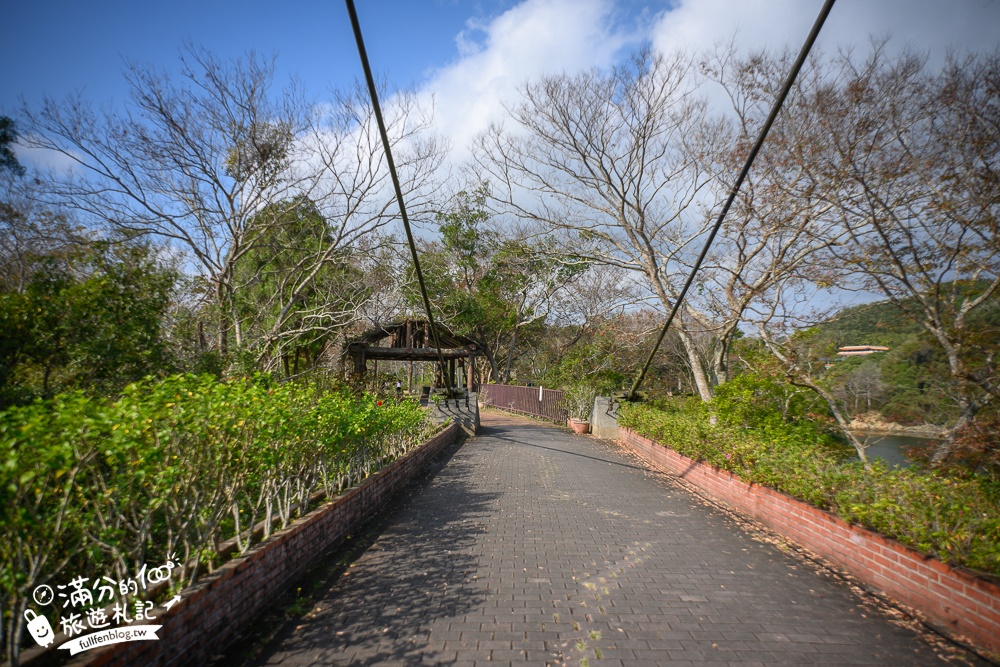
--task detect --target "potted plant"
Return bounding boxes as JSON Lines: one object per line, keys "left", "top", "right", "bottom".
{"left": 561, "top": 384, "right": 596, "bottom": 434}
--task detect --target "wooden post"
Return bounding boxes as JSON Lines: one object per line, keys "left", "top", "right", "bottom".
{"left": 467, "top": 354, "right": 474, "bottom": 390}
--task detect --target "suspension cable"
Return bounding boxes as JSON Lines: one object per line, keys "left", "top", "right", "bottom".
{"left": 344, "top": 0, "right": 455, "bottom": 398}
{"left": 625, "top": 0, "right": 837, "bottom": 402}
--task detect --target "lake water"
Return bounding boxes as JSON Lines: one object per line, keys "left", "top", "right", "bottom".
{"left": 858, "top": 434, "right": 936, "bottom": 468}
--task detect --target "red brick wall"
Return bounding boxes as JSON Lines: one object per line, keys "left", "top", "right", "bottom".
{"left": 72, "top": 423, "right": 460, "bottom": 667}
{"left": 618, "top": 427, "right": 1000, "bottom": 654}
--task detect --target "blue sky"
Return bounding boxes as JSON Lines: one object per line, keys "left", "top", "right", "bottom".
{"left": 5, "top": 0, "right": 999, "bottom": 163}
{"left": 3, "top": 0, "right": 997, "bottom": 316}
{"left": 2, "top": 1, "right": 492, "bottom": 109}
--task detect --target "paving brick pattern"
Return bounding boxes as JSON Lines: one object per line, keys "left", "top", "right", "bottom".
{"left": 236, "top": 412, "right": 969, "bottom": 666}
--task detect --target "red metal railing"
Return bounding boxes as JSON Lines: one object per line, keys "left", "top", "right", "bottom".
{"left": 478, "top": 384, "right": 567, "bottom": 422}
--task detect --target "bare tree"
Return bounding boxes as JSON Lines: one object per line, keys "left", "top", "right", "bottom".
{"left": 20, "top": 46, "right": 444, "bottom": 364}
{"left": 473, "top": 47, "right": 844, "bottom": 400}
{"left": 21, "top": 47, "right": 304, "bottom": 354}
{"left": 805, "top": 45, "right": 1000, "bottom": 462}
{"left": 843, "top": 362, "right": 886, "bottom": 412}
{"left": 693, "top": 46, "right": 846, "bottom": 385}
{"left": 232, "top": 80, "right": 445, "bottom": 371}
{"left": 473, "top": 49, "right": 725, "bottom": 398}
{"left": 0, "top": 174, "right": 84, "bottom": 292}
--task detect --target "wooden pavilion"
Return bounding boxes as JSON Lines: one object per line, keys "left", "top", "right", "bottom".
{"left": 345, "top": 319, "right": 479, "bottom": 391}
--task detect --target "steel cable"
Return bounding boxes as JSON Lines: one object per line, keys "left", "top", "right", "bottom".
{"left": 344, "top": 0, "right": 455, "bottom": 399}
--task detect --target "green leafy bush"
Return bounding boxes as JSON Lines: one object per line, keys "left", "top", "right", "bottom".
{"left": 0, "top": 242, "right": 178, "bottom": 408}
{"left": 0, "top": 374, "right": 429, "bottom": 663}
{"left": 619, "top": 394, "right": 1000, "bottom": 576}
{"left": 561, "top": 384, "right": 597, "bottom": 421}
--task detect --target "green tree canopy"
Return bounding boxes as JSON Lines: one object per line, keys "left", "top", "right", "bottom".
{"left": 0, "top": 116, "right": 24, "bottom": 177}
{"left": 0, "top": 241, "right": 177, "bottom": 406}
{"left": 414, "top": 188, "right": 583, "bottom": 383}
{"left": 232, "top": 196, "right": 371, "bottom": 377}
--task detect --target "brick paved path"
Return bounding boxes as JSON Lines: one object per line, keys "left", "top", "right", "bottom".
{"left": 232, "top": 411, "right": 972, "bottom": 666}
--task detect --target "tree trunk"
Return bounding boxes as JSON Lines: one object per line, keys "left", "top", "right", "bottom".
{"left": 215, "top": 281, "right": 229, "bottom": 356}
{"left": 503, "top": 321, "right": 520, "bottom": 383}
{"left": 646, "top": 263, "right": 714, "bottom": 402}
{"left": 711, "top": 338, "right": 731, "bottom": 388}
{"left": 791, "top": 377, "right": 870, "bottom": 465}
{"left": 676, "top": 329, "right": 713, "bottom": 402}
{"left": 482, "top": 345, "right": 500, "bottom": 384}
{"left": 930, "top": 395, "right": 976, "bottom": 464}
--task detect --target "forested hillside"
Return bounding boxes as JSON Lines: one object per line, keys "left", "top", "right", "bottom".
{"left": 809, "top": 289, "right": 999, "bottom": 427}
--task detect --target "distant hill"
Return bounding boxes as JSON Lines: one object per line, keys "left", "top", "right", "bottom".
{"left": 817, "top": 281, "right": 999, "bottom": 348}
{"left": 812, "top": 284, "right": 998, "bottom": 426}
{"left": 816, "top": 299, "right": 922, "bottom": 348}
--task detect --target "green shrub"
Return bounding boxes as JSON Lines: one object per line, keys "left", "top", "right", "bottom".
{"left": 619, "top": 398, "right": 1000, "bottom": 576}
{"left": 832, "top": 465, "right": 1000, "bottom": 573}
{"left": 0, "top": 374, "right": 429, "bottom": 663}
{"left": 561, "top": 384, "right": 597, "bottom": 420}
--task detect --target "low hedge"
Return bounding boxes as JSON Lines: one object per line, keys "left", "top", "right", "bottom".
{"left": 0, "top": 374, "right": 430, "bottom": 664}
{"left": 619, "top": 400, "right": 1000, "bottom": 577}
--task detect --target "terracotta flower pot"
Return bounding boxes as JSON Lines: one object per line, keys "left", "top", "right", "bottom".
{"left": 568, "top": 418, "right": 590, "bottom": 434}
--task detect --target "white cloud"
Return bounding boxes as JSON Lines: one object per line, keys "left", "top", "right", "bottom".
{"left": 15, "top": 141, "right": 82, "bottom": 175}
{"left": 418, "top": 0, "right": 637, "bottom": 160}
{"left": 651, "top": 0, "right": 1000, "bottom": 65}
{"left": 348, "top": 0, "right": 1000, "bottom": 201}
{"left": 415, "top": 0, "right": 1000, "bottom": 165}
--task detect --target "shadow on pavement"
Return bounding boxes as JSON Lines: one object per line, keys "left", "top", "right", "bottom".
{"left": 481, "top": 420, "right": 651, "bottom": 472}
{"left": 220, "top": 438, "right": 498, "bottom": 666}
